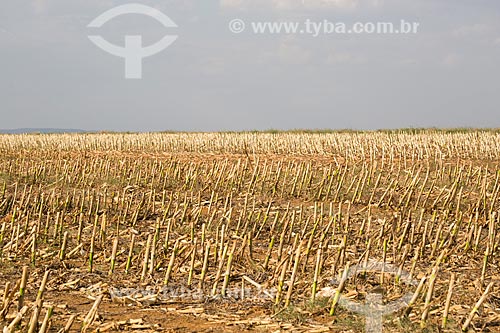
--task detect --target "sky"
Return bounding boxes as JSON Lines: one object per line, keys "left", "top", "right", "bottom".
{"left": 1, "top": 0, "right": 499, "bottom": 132}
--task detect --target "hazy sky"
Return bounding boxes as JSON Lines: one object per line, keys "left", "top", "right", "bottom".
{"left": 1, "top": 0, "right": 499, "bottom": 131}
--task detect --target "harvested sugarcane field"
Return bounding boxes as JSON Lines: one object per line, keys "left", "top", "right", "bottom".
{"left": 0, "top": 131, "right": 499, "bottom": 333}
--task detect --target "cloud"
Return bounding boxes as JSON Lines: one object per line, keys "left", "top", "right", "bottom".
{"left": 453, "top": 23, "right": 500, "bottom": 45}
{"left": 399, "top": 58, "right": 419, "bottom": 66}
{"left": 32, "top": 0, "right": 48, "bottom": 14}
{"left": 326, "top": 49, "right": 365, "bottom": 64}
{"left": 220, "top": 0, "right": 382, "bottom": 10}
{"left": 198, "top": 58, "right": 225, "bottom": 76}
{"left": 453, "top": 23, "right": 489, "bottom": 37}
{"left": 442, "top": 54, "right": 461, "bottom": 68}
{"left": 0, "top": 26, "right": 15, "bottom": 42}
{"left": 220, "top": 0, "right": 244, "bottom": 8}
{"left": 258, "top": 36, "right": 311, "bottom": 65}
{"left": 276, "top": 36, "right": 311, "bottom": 64}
